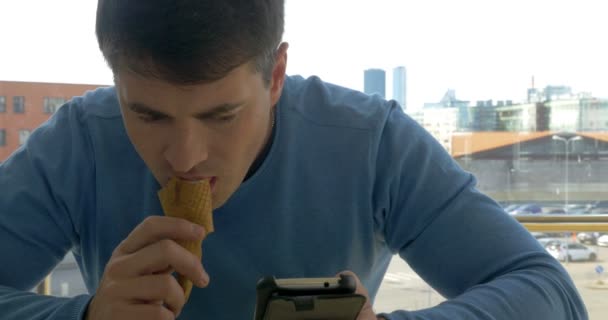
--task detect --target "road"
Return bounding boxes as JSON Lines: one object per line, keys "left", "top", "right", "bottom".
{"left": 48, "top": 247, "right": 608, "bottom": 319}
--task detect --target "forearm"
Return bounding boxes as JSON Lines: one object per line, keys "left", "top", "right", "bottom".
{"left": 378, "top": 266, "right": 587, "bottom": 320}
{"left": 0, "top": 285, "right": 92, "bottom": 320}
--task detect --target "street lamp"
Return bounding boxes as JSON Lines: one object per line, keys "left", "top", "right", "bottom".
{"left": 552, "top": 135, "right": 582, "bottom": 209}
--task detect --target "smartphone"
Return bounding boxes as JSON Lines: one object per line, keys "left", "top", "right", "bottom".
{"left": 254, "top": 274, "right": 366, "bottom": 320}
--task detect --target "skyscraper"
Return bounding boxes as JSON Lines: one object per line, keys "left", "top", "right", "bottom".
{"left": 363, "top": 69, "right": 386, "bottom": 98}
{"left": 392, "top": 66, "right": 407, "bottom": 109}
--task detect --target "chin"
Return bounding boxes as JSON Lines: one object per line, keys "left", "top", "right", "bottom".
{"left": 212, "top": 194, "right": 229, "bottom": 210}
{"left": 212, "top": 181, "right": 241, "bottom": 209}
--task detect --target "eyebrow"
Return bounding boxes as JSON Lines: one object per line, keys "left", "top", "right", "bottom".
{"left": 128, "top": 101, "right": 245, "bottom": 119}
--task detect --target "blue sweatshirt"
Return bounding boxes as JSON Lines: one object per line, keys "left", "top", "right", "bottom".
{"left": 0, "top": 75, "right": 587, "bottom": 319}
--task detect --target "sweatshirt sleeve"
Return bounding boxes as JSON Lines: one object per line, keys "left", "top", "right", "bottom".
{"left": 373, "top": 103, "right": 588, "bottom": 320}
{"left": 0, "top": 98, "right": 95, "bottom": 320}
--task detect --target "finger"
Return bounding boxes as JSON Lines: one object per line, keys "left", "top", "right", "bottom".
{"left": 109, "top": 239, "right": 208, "bottom": 286}
{"left": 153, "top": 266, "right": 175, "bottom": 275}
{"left": 336, "top": 270, "right": 370, "bottom": 296}
{"left": 107, "top": 274, "right": 186, "bottom": 317}
{"left": 337, "top": 270, "right": 377, "bottom": 320}
{"left": 116, "top": 216, "right": 206, "bottom": 255}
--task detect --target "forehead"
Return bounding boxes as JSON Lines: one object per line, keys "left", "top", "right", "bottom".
{"left": 115, "top": 64, "right": 263, "bottom": 111}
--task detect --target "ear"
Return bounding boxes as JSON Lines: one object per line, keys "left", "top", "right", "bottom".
{"left": 269, "top": 42, "right": 289, "bottom": 107}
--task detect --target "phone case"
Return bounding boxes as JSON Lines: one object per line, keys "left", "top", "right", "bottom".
{"left": 254, "top": 274, "right": 366, "bottom": 320}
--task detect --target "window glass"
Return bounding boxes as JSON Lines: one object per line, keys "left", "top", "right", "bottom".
{"left": 0, "top": 0, "right": 606, "bottom": 318}
{"left": 0, "top": 129, "right": 6, "bottom": 147}
{"left": 43, "top": 97, "right": 66, "bottom": 114}
{"left": 13, "top": 96, "right": 25, "bottom": 113}
{"left": 18, "top": 129, "right": 31, "bottom": 146}
{"left": 0, "top": 96, "right": 6, "bottom": 113}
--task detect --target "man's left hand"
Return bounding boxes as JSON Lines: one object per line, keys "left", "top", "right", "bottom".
{"left": 337, "top": 271, "right": 384, "bottom": 320}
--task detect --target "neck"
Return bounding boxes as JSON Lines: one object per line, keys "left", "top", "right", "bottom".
{"left": 244, "top": 107, "right": 276, "bottom": 181}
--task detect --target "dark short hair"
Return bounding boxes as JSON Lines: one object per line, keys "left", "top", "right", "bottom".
{"left": 96, "top": 0, "right": 284, "bottom": 85}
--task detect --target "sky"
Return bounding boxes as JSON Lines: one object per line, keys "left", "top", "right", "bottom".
{"left": 1, "top": 0, "right": 606, "bottom": 110}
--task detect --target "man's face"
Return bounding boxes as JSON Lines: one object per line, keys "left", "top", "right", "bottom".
{"left": 115, "top": 54, "right": 286, "bottom": 209}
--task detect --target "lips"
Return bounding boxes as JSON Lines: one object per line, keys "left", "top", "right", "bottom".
{"left": 175, "top": 176, "right": 218, "bottom": 190}
{"left": 178, "top": 175, "right": 211, "bottom": 182}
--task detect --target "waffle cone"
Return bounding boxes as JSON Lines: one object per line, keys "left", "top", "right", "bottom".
{"left": 158, "top": 177, "right": 213, "bottom": 301}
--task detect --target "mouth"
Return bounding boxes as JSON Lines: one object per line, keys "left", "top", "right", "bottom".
{"left": 174, "top": 175, "right": 218, "bottom": 191}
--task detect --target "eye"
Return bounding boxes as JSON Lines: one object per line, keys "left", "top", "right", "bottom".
{"left": 215, "top": 114, "right": 237, "bottom": 123}
{"left": 137, "top": 114, "right": 166, "bottom": 123}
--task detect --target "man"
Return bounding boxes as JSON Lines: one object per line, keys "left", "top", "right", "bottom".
{"left": 0, "top": 0, "right": 587, "bottom": 319}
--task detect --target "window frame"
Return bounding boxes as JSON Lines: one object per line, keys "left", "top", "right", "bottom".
{"left": 43, "top": 97, "right": 67, "bottom": 114}
{"left": 18, "top": 129, "right": 31, "bottom": 146}
{"left": 0, "top": 96, "right": 6, "bottom": 113}
{"left": 0, "top": 129, "right": 6, "bottom": 147}
{"left": 13, "top": 96, "right": 25, "bottom": 114}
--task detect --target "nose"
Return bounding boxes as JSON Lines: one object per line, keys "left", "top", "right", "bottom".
{"left": 163, "top": 123, "right": 208, "bottom": 173}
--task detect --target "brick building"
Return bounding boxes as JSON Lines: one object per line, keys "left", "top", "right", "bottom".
{"left": 0, "top": 81, "right": 103, "bottom": 161}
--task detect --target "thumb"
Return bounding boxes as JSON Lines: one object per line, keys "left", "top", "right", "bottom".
{"left": 337, "top": 270, "right": 377, "bottom": 320}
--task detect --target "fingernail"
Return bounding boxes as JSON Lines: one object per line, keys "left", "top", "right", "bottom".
{"left": 192, "top": 224, "right": 205, "bottom": 237}
{"left": 198, "top": 275, "right": 209, "bottom": 287}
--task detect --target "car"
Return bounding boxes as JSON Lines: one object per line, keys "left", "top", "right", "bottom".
{"left": 510, "top": 203, "right": 542, "bottom": 215}
{"left": 589, "top": 201, "right": 608, "bottom": 214}
{"left": 591, "top": 201, "right": 608, "bottom": 209}
{"left": 577, "top": 232, "right": 602, "bottom": 245}
{"left": 598, "top": 234, "right": 608, "bottom": 247}
{"left": 531, "top": 232, "right": 550, "bottom": 240}
{"left": 537, "top": 238, "right": 567, "bottom": 248}
{"left": 566, "top": 208, "right": 590, "bottom": 215}
{"left": 504, "top": 204, "right": 522, "bottom": 214}
{"left": 546, "top": 243, "right": 597, "bottom": 262}
{"left": 547, "top": 208, "right": 566, "bottom": 214}
{"left": 564, "top": 204, "right": 589, "bottom": 213}
{"left": 590, "top": 208, "right": 608, "bottom": 215}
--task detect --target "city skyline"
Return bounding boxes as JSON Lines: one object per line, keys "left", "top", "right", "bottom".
{"left": 1, "top": 0, "right": 607, "bottom": 110}
{"left": 362, "top": 66, "right": 601, "bottom": 112}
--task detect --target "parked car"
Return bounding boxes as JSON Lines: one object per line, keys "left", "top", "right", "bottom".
{"left": 546, "top": 243, "right": 597, "bottom": 261}
{"left": 577, "top": 232, "right": 602, "bottom": 245}
{"left": 590, "top": 208, "right": 608, "bottom": 215}
{"left": 537, "top": 238, "right": 567, "bottom": 248}
{"left": 589, "top": 201, "right": 608, "bottom": 214}
{"left": 598, "top": 234, "right": 608, "bottom": 247}
{"left": 504, "top": 204, "right": 521, "bottom": 214}
{"left": 531, "top": 232, "right": 550, "bottom": 240}
{"left": 564, "top": 204, "right": 589, "bottom": 213}
{"left": 510, "top": 203, "right": 542, "bottom": 215}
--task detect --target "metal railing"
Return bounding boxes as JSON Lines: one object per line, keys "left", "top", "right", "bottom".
{"left": 516, "top": 214, "right": 608, "bottom": 232}
{"left": 36, "top": 276, "right": 51, "bottom": 295}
